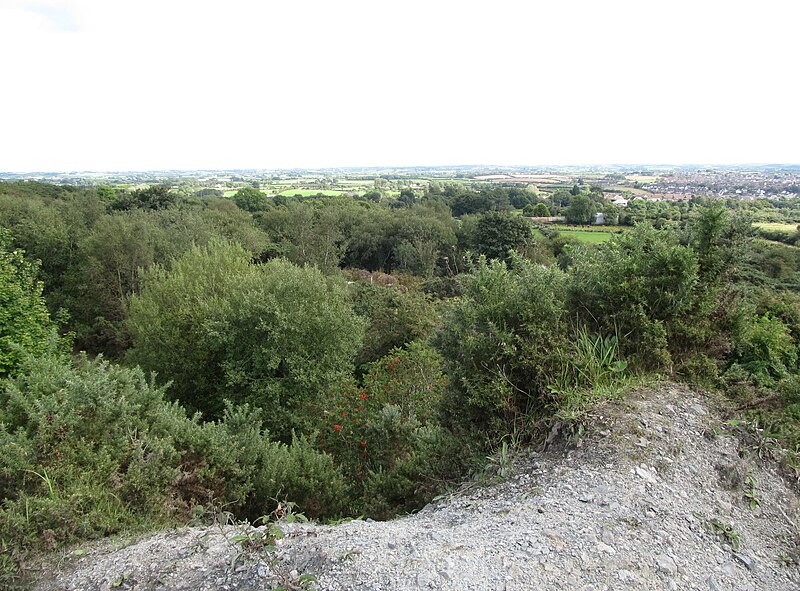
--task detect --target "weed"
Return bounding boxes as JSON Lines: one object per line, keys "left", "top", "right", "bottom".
{"left": 485, "top": 440, "right": 515, "bottom": 480}
{"left": 230, "top": 523, "right": 285, "bottom": 553}
{"left": 24, "top": 469, "right": 56, "bottom": 499}
{"left": 111, "top": 571, "right": 132, "bottom": 588}
{"left": 743, "top": 473, "right": 761, "bottom": 509}
{"left": 708, "top": 518, "right": 741, "bottom": 551}
{"left": 272, "top": 573, "right": 318, "bottom": 590}
{"left": 326, "top": 515, "right": 364, "bottom": 526}
{"left": 572, "top": 325, "right": 628, "bottom": 387}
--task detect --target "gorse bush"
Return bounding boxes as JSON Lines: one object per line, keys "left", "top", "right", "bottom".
{"left": 567, "top": 225, "right": 704, "bottom": 369}
{"left": 316, "top": 342, "right": 466, "bottom": 517}
{"left": 435, "top": 256, "right": 570, "bottom": 443}
{"left": 0, "top": 352, "right": 347, "bottom": 585}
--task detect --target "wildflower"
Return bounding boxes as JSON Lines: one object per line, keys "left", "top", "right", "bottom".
{"left": 360, "top": 392, "right": 367, "bottom": 400}
{"left": 361, "top": 441, "right": 367, "bottom": 447}
{"left": 333, "top": 424, "right": 342, "bottom": 431}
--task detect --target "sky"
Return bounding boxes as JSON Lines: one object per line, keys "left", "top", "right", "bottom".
{"left": 1, "top": 0, "right": 798, "bottom": 172}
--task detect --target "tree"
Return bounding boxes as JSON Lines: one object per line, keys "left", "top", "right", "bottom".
{"left": 362, "top": 190, "right": 382, "bottom": 202}
{"left": 508, "top": 188, "right": 533, "bottom": 210}
{"left": 233, "top": 186, "right": 268, "bottom": 212}
{"left": 533, "top": 203, "right": 551, "bottom": 217}
{"left": 195, "top": 188, "right": 224, "bottom": 199}
{"left": 565, "top": 194, "right": 594, "bottom": 224}
{"left": 471, "top": 212, "right": 531, "bottom": 261}
{"left": 451, "top": 191, "right": 494, "bottom": 217}
{"left": 602, "top": 203, "right": 619, "bottom": 225}
{"left": 0, "top": 230, "right": 54, "bottom": 376}
{"left": 95, "top": 185, "right": 117, "bottom": 202}
{"left": 127, "top": 242, "right": 365, "bottom": 439}
{"left": 110, "top": 185, "right": 177, "bottom": 211}
{"left": 398, "top": 188, "right": 417, "bottom": 207}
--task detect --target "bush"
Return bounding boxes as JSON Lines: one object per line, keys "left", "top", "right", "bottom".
{"left": 730, "top": 313, "right": 798, "bottom": 387}
{"left": 350, "top": 283, "right": 437, "bottom": 368}
{"left": 0, "top": 230, "right": 56, "bottom": 377}
{"left": 0, "top": 353, "right": 347, "bottom": 585}
{"left": 566, "top": 225, "right": 702, "bottom": 369}
{"left": 434, "top": 256, "right": 569, "bottom": 444}
{"left": 315, "top": 342, "right": 465, "bottom": 515}
{"left": 127, "top": 242, "right": 365, "bottom": 439}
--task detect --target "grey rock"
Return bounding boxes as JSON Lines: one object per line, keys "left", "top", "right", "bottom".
{"left": 655, "top": 553, "right": 678, "bottom": 576}
{"left": 732, "top": 552, "right": 755, "bottom": 571}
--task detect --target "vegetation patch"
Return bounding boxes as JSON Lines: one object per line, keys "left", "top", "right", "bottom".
{"left": 1, "top": 178, "right": 799, "bottom": 587}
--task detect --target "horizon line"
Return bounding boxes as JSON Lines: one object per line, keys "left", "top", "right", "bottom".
{"left": 3, "top": 162, "right": 800, "bottom": 176}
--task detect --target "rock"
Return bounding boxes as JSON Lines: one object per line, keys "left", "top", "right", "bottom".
{"left": 416, "top": 571, "right": 433, "bottom": 588}
{"left": 732, "top": 552, "right": 755, "bottom": 571}
{"left": 635, "top": 466, "right": 658, "bottom": 484}
{"left": 596, "top": 542, "right": 616, "bottom": 555}
{"left": 656, "top": 553, "right": 678, "bottom": 576}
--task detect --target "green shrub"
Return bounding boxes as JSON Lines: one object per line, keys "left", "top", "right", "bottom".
{"left": 0, "top": 230, "right": 55, "bottom": 377}
{"left": 350, "top": 283, "right": 438, "bottom": 368}
{"left": 316, "top": 342, "right": 465, "bottom": 516}
{"left": 434, "top": 256, "right": 569, "bottom": 444}
{"left": 731, "top": 313, "right": 798, "bottom": 387}
{"left": 127, "top": 242, "right": 365, "bottom": 439}
{"left": 0, "top": 353, "right": 347, "bottom": 585}
{"left": 566, "top": 225, "right": 702, "bottom": 369}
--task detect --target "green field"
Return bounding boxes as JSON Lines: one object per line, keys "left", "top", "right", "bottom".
{"left": 755, "top": 222, "right": 798, "bottom": 233}
{"left": 533, "top": 226, "right": 622, "bottom": 244}
{"left": 625, "top": 175, "right": 659, "bottom": 183}
{"left": 277, "top": 189, "right": 347, "bottom": 197}
{"left": 559, "top": 228, "right": 616, "bottom": 243}
{"left": 606, "top": 185, "right": 652, "bottom": 195}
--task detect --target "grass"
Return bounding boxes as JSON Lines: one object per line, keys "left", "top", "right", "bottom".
{"left": 533, "top": 225, "right": 627, "bottom": 244}
{"left": 277, "top": 189, "right": 346, "bottom": 197}
{"left": 606, "top": 185, "right": 652, "bottom": 195}
{"left": 755, "top": 222, "right": 798, "bottom": 233}
{"left": 625, "top": 175, "right": 659, "bottom": 183}
{"left": 558, "top": 228, "right": 618, "bottom": 243}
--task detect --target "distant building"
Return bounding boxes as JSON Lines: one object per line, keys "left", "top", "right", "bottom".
{"left": 594, "top": 212, "right": 605, "bottom": 225}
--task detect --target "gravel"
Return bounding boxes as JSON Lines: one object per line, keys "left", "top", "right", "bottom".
{"left": 32, "top": 384, "right": 800, "bottom": 591}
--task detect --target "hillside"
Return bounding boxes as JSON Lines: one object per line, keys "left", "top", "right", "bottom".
{"left": 31, "top": 384, "right": 800, "bottom": 590}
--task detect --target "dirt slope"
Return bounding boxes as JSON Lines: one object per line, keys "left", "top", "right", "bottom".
{"left": 33, "top": 384, "right": 800, "bottom": 590}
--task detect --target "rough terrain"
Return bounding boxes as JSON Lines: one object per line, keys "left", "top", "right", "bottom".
{"left": 33, "top": 384, "right": 800, "bottom": 590}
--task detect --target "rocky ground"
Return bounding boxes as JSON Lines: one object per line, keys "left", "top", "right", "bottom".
{"left": 32, "top": 384, "right": 800, "bottom": 590}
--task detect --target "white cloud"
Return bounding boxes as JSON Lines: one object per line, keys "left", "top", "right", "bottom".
{"left": 1, "top": 0, "right": 798, "bottom": 171}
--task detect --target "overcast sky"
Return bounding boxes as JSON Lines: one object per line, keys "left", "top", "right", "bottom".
{"left": 1, "top": 0, "right": 798, "bottom": 172}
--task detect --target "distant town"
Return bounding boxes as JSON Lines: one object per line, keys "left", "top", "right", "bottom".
{"left": 2, "top": 164, "right": 799, "bottom": 203}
